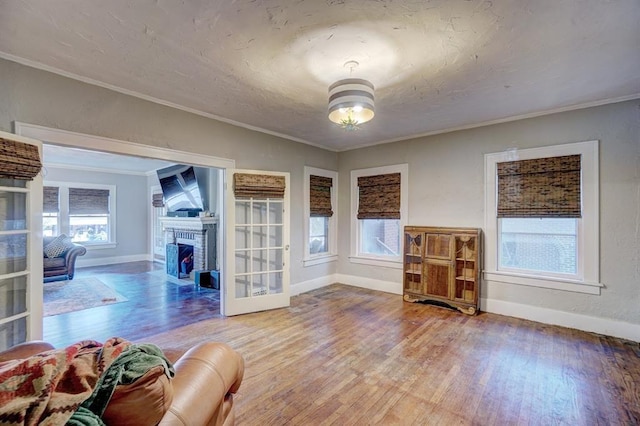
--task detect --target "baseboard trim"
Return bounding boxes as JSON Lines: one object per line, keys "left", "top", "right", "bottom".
{"left": 333, "top": 274, "right": 403, "bottom": 295}
{"left": 290, "top": 275, "right": 639, "bottom": 342}
{"left": 77, "top": 254, "right": 152, "bottom": 268}
{"left": 291, "top": 275, "right": 337, "bottom": 296}
{"left": 482, "top": 298, "right": 640, "bottom": 342}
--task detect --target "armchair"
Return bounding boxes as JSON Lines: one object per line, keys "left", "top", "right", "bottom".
{"left": 43, "top": 236, "right": 86, "bottom": 282}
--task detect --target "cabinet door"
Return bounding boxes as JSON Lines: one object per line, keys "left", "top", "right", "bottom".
{"left": 425, "top": 233, "right": 452, "bottom": 260}
{"left": 403, "top": 232, "right": 423, "bottom": 294}
{"left": 424, "top": 259, "right": 453, "bottom": 299}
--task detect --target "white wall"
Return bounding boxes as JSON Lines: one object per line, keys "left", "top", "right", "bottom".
{"left": 44, "top": 166, "right": 149, "bottom": 266}
{"left": 0, "top": 58, "right": 339, "bottom": 285}
{"left": 338, "top": 99, "right": 640, "bottom": 340}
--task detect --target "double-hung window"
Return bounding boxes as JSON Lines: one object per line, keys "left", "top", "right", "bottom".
{"left": 43, "top": 182, "right": 116, "bottom": 247}
{"left": 303, "top": 167, "right": 337, "bottom": 266}
{"left": 350, "top": 164, "right": 408, "bottom": 268}
{"left": 484, "top": 141, "right": 602, "bottom": 294}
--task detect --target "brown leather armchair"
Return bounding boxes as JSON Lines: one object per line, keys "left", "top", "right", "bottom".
{"left": 43, "top": 236, "right": 86, "bottom": 281}
{"left": 0, "top": 340, "right": 244, "bottom": 425}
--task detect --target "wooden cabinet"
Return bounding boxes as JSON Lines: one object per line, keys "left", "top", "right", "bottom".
{"left": 403, "top": 226, "right": 481, "bottom": 315}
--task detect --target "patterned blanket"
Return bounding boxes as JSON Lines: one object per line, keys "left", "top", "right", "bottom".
{"left": 0, "top": 338, "right": 131, "bottom": 426}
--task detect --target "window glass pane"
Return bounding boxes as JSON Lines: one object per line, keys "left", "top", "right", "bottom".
{"left": 235, "top": 201, "right": 250, "bottom": 224}
{"left": 499, "top": 218, "right": 577, "bottom": 274}
{"left": 252, "top": 202, "right": 268, "bottom": 224}
{"left": 270, "top": 225, "right": 283, "bottom": 248}
{"left": 0, "top": 234, "right": 28, "bottom": 275}
{"left": 253, "top": 226, "right": 268, "bottom": 249}
{"left": 310, "top": 217, "right": 328, "bottom": 254}
{"left": 360, "top": 219, "right": 400, "bottom": 256}
{"left": 235, "top": 249, "right": 249, "bottom": 274}
{"left": 269, "top": 271, "right": 283, "bottom": 294}
{"left": 268, "top": 248, "right": 283, "bottom": 271}
{"left": 268, "top": 201, "right": 283, "bottom": 224}
{"left": 43, "top": 213, "right": 58, "bottom": 237}
{"left": 0, "top": 179, "right": 26, "bottom": 189}
{"left": 69, "top": 215, "right": 108, "bottom": 242}
{"left": 235, "top": 226, "right": 250, "bottom": 249}
{"left": 235, "top": 275, "right": 250, "bottom": 298}
{"left": 0, "top": 191, "right": 27, "bottom": 231}
{"left": 0, "top": 317, "right": 27, "bottom": 352}
{"left": 0, "top": 276, "right": 27, "bottom": 317}
{"left": 252, "top": 273, "right": 268, "bottom": 296}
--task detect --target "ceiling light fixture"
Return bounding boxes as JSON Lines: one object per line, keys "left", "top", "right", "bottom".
{"left": 328, "top": 62, "right": 375, "bottom": 131}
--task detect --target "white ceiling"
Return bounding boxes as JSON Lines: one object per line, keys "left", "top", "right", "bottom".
{"left": 1, "top": 1, "right": 639, "bottom": 152}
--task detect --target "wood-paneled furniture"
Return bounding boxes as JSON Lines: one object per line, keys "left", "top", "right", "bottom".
{"left": 403, "top": 226, "right": 481, "bottom": 315}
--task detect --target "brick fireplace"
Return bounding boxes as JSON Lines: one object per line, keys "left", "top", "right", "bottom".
{"left": 159, "top": 217, "right": 217, "bottom": 278}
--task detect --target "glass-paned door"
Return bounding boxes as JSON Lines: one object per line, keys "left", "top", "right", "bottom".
{"left": 0, "top": 131, "right": 43, "bottom": 351}
{"left": 224, "top": 169, "right": 289, "bottom": 316}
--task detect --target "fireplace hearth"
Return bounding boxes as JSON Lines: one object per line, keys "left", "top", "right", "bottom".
{"left": 159, "top": 217, "right": 217, "bottom": 279}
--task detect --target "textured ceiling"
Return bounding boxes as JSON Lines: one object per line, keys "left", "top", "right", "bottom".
{"left": 1, "top": 0, "right": 639, "bottom": 151}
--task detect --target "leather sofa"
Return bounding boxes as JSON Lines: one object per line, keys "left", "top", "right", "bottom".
{"left": 0, "top": 340, "right": 244, "bottom": 425}
{"left": 43, "top": 236, "right": 87, "bottom": 281}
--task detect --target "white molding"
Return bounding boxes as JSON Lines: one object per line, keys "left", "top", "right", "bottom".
{"left": 347, "top": 256, "right": 403, "bottom": 269}
{"left": 350, "top": 164, "right": 408, "bottom": 263}
{"left": 14, "top": 122, "right": 236, "bottom": 170}
{"left": 303, "top": 255, "right": 338, "bottom": 267}
{"left": 482, "top": 297, "right": 640, "bottom": 342}
{"left": 45, "top": 161, "right": 150, "bottom": 176}
{"left": 334, "top": 273, "right": 402, "bottom": 295}
{"left": 484, "top": 140, "right": 601, "bottom": 291}
{"left": 303, "top": 166, "right": 339, "bottom": 262}
{"left": 291, "top": 274, "right": 336, "bottom": 296}
{"left": 76, "top": 254, "right": 152, "bottom": 268}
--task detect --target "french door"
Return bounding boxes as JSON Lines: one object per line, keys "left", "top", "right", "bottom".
{"left": 223, "top": 169, "right": 290, "bottom": 316}
{"left": 0, "top": 131, "right": 43, "bottom": 351}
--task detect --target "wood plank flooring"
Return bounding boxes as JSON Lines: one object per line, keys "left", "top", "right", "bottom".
{"left": 45, "top": 263, "right": 639, "bottom": 425}
{"left": 143, "top": 283, "right": 640, "bottom": 425}
{"left": 43, "top": 261, "right": 220, "bottom": 347}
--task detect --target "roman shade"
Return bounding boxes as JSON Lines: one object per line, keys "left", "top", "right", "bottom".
{"left": 497, "top": 154, "right": 581, "bottom": 218}
{"left": 233, "top": 173, "right": 285, "bottom": 199}
{"left": 310, "top": 175, "right": 333, "bottom": 217}
{"left": 43, "top": 186, "right": 60, "bottom": 213}
{"left": 152, "top": 193, "right": 165, "bottom": 208}
{"left": 357, "top": 172, "right": 401, "bottom": 220}
{"left": 69, "top": 188, "right": 110, "bottom": 215}
{"left": 0, "top": 137, "right": 42, "bottom": 180}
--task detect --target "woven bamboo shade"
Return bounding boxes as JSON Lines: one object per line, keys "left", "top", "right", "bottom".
{"left": 357, "top": 173, "right": 401, "bottom": 220}
{"left": 69, "top": 188, "right": 110, "bottom": 215}
{"left": 234, "top": 173, "right": 285, "bottom": 199}
{"left": 0, "top": 137, "right": 42, "bottom": 180}
{"left": 43, "top": 186, "right": 59, "bottom": 213}
{"left": 497, "top": 154, "right": 581, "bottom": 218}
{"left": 310, "top": 175, "right": 333, "bottom": 217}
{"left": 152, "top": 193, "right": 165, "bottom": 208}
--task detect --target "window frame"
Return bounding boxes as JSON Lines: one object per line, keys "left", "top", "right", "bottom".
{"left": 350, "top": 164, "right": 408, "bottom": 269}
{"left": 303, "top": 167, "right": 338, "bottom": 266}
{"left": 484, "top": 140, "right": 602, "bottom": 294}
{"left": 44, "top": 181, "right": 117, "bottom": 249}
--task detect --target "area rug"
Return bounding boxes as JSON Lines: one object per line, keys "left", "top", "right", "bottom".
{"left": 44, "top": 277, "right": 128, "bottom": 317}
{"left": 145, "top": 270, "right": 195, "bottom": 286}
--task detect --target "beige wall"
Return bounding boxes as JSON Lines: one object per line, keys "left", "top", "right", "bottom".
{"left": 2, "top": 57, "right": 638, "bottom": 337}
{"left": 339, "top": 99, "right": 640, "bottom": 332}
{"left": 0, "top": 58, "right": 339, "bottom": 285}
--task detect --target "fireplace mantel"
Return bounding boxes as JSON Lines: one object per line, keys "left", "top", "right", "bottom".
{"left": 159, "top": 216, "right": 218, "bottom": 231}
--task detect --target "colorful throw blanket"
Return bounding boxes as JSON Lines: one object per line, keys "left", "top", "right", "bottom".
{"left": 0, "top": 337, "right": 173, "bottom": 426}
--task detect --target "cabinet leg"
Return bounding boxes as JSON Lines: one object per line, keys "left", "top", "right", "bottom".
{"left": 457, "top": 306, "right": 477, "bottom": 315}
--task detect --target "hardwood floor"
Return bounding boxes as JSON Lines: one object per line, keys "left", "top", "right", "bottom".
{"left": 44, "top": 263, "right": 639, "bottom": 424}
{"left": 43, "top": 261, "right": 220, "bottom": 347}
{"left": 143, "top": 283, "right": 640, "bottom": 425}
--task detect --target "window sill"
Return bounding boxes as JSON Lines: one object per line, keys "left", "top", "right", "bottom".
{"left": 348, "top": 256, "right": 402, "bottom": 269}
{"left": 81, "top": 242, "right": 117, "bottom": 250}
{"left": 303, "top": 254, "right": 338, "bottom": 267}
{"left": 483, "top": 270, "right": 603, "bottom": 295}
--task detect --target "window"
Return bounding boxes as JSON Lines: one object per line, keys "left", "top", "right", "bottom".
{"left": 350, "top": 164, "right": 408, "bottom": 268}
{"left": 484, "top": 141, "right": 602, "bottom": 294}
{"left": 303, "top": 167, "right": 337, "bottom": 266}
{"left": 43, "top": 182, "right": 116, "bottom": 247}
